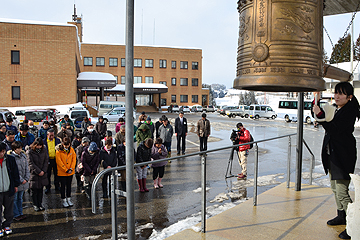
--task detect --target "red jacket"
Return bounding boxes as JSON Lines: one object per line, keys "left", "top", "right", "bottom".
{"left": 237, "top": 128, "right": 251, "bottom": 151}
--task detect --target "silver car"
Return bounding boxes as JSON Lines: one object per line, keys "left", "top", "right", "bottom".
{"left": 102, "top": 107, "right": 125, "bottom": 123}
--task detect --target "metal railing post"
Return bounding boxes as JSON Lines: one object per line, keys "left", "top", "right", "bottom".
{"left": 295, "top": 93, "right": 304, "bottom": 191}
{"left": 253, "top": 143, "right": 259, "bottom": 206}
{"left": 110, "top": 172, "right": 118, "bottom": 239}
{"left": 125, "top": 0, "right": 135, "bottom": 239}
{"left": 310, "top": 155, "right": 314, "bottom": 185}
{"left": 287, "top": 136, "right": 291, "bottom": 188}
{"left": 201, "top": 154, "right": 206, "bottom": 233}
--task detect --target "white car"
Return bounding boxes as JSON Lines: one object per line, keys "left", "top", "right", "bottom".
{"left": 68, "top": 107, "right": 91, "bottom": 131}
{"left": 102, "top": 107, "right": 136, "bottom": 123}
{"left": 180, "top": 106, "right": 191, "bottom": 113}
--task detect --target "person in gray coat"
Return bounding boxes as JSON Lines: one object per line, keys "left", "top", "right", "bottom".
{"left": 9, "top": 141, "right": 30, "bottom": 221}
{"left": 158, "top": 117, "right": 173, "bottom": 157}
{"left": 27, "top": 138, "right": 49, "bottom": 212}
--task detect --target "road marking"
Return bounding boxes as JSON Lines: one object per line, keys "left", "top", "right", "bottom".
{"left": 186, "top": 139, "right": 199, "bottom": 146}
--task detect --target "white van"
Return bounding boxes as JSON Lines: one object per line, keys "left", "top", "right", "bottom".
{"left": 249, "top": 105, "right": 277, "bottom": 119}
{"left": 98, "top": 101, "right": 125, "bottom": 116}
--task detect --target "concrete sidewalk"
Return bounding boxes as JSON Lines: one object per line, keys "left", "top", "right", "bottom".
{"left": 166, "top": 182, "right": 350, "bottom": 240}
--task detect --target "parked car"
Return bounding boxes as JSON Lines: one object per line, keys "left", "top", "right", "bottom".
{"left": 179, "top": 106, "right": 191, "bottom": 113}
{"left": 68, "top": 107, "right": 91, "bottom": 131}
{"left": 15, "top": 110, "right": 26, "bottom": 123}
{"left": 0, "top": 110, "right": 19, "bottom": 127}
{"left": 102, "top": 107, "right": 136, "bottom": 123}
{"left": 219, "top": 106, "right": 237, "bottom": 115}
{"left": 191, "top": 105, "right": 203, "bottom": 112}
{"left": 249, "top": 105, "right": 277, "bottom": 120}
{"left": 98, "top": 101, "right": 125, "bottom": 116}
{"left": 168, "top": 105, "right": 180, "bottom": 113}
{"left": 24, "top": 109, "right": 57, "bottom": 129}
{"left": 204, "top": 105, "right": 215, "bottom": 113}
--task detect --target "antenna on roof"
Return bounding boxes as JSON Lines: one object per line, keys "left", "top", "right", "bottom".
{"left": 72, "top": 4, "right": 78, "bottom": 22}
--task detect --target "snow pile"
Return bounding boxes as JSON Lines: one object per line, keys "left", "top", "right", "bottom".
{"left": 346, "top": 174, "right": 360, "bottom": 239}
{"left": 232, "top": 173, "right": 284, "bottom": 189}
{"left": 302, "top": 172, "right": 326, "bottom": 179}
{"left": 192, "top": 187, "right": 210, "bottom": 193}
{"left": 148, "top": 200, "right": 245, "bottom": 240}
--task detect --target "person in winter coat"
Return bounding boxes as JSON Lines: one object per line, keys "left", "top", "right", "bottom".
{"left": 28, "top": 121, "right": 38, "bottom": 138}
{"left": 175, "top": 111, "right": 188, "bottom": 155}
{"left": 15, "top": 124, "right": 35, "bottom": 150}
{"left": 101, "top": 131, "right": 115, "bottom": 147}
{"left": 38, "top": 121, "right": 50, "bottom": 140}
{"left": 0, "top": 142, "right": 20, "bottom": 236}
{"left": 71, "top": 132, "right": 83, "bottom": 150}
{"left": 312, "top": 82, "right": 360, "bottom": 239}
{"left": 135, "top": 138, "right": 153, "bottom": 193}
{"left": 75, "top": 137, "right": 90, "bottom": 188}
{"left": 49, "top": 120, "right": 58, "bottom": 135}
{"left": 100, "top": 139, "right": 117, "bottom": 198}
{"left": 151, "top": 138, "right": 168, "bottom": 189}
{"left": 115, "top": 118, "right": 125, "bottom": 133}
{"left": 196, "top": 113, "right": 211, "bottom": 153}
{"left": 27, "top": 137, "right": 49, "bottom": 211}
{"left": 0, "top": 124, "right": 7, "bottom": 142}
{"left": 145, "top": 117, "right": 155, "bottom": 139}
{"left": 158, "top": 117, "right": 173, "bottom": 157}
{"left": 5, "top": 117, "right": 18, "bottom": 135}
{"left": 81, "top": 117, "right": 91, "bottom": 134}
{"left": 58, "top": 114, "right": 74, "bottom": 129}
{"left": 56, "top": 137, "right": 76, "bottom": 208}
{"left": 116, "top": 140, "right": 127, "bottom": 192}
{"left": 234, "top": 122, "right": 250, "bottom": 180}
{"left": 83, "top": 124, "right": 100, "bottom": 148}
{"left": 155, "top": 115, "right": 165, "bottom": 139}
{"left": 136, "top": 124, "right": 152, "bottom": 146}
{"left": 3, "top": 130, "right": 15, "bottom": 151}
{"left": 9, "top": 141, "right": 30, "bottom": 221}
{"left": 138, "top": 111, "right": 147, "bottom": 126}
{"left": 81, "top": 142, "right": 100, "bottom": 199}
{"left": 57, "top": 124, "right": 72, "bottom": 141}
{"left": 95, "top": 116, "right": 107, "bottom": 140}
{"left": 43, "top": 129, "right": 61, "bottom": 193}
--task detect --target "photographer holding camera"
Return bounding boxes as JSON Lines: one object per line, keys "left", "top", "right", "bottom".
{"left": 232, "top": 123, "right": 251, "bottom": 180}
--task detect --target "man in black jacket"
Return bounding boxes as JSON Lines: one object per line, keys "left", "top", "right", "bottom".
{"left": 0, "top": 142, "right": 20, "bottom": 236}
{"left": 100, "top": 139, "right": 117, "bottom": 198}
{"left": 175, "top": 111, "right": 188, "bottom": 155}
{"left": 83, "top": 124, "right": 100, "bottom": 148}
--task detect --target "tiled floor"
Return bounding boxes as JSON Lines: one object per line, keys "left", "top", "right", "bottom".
{"left": 166, "top": 182, "right": 351, "bottom": 240}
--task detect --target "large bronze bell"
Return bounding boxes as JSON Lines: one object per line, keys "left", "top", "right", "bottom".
{"left": 233, "top": 0, "right": 326, "bottom": 92}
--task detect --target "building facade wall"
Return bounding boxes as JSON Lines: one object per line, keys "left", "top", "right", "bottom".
{"left": 81, "top": 44, "right": 207, "bottom": 107}
{"left": 0, "top": 22, "right": 79, "bottom": 107}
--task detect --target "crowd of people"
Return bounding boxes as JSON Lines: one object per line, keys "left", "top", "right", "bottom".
{"left": 0, "top": 110, "right": 204, "bottom": 236}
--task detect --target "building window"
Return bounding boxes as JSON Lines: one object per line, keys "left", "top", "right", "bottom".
{"left": 84, "top": 57, "right": 92, "bottom": 66}
{"left": 134, "top": 59, "right": 142, "bottom": 67}
{"left": 161, "top": 98, "right": 167, "bottom": 106}
{"left": 171, "top": 61, "right": 176, "bottom": 69}
{"left": 145, "top": 76, "right": 153, "bottom": 83}
{"left": 12, "top": 86, "right": 20, "bottom": 100}
{"left": 180, "top": 95, "right": 188, "bottom": 103}
{"left": 171, "top": 95, "right": 176, "bottom": 103}
{"left": 159, "top": 81, "right": 167, "bottom": 86}
{"left": 192, "top": 78, "right": 198, "bottom": 86}
{"left": 134, "top": 76, "right": 142, "bottom": 84}
{"left": 121, "top": 58, "right": 126, "bottom": 67}
{"left": 96, "top": 57, "right": 105, "bottom": 66}
{"left": 121, "top": 76, "right": 125, "bottom": 84}
{"left": 192, "top": 95, "right": 198, "bottom": 103}
{"left": 11, "top": 51, "right": 20, "bottom": 64}
{"left": 109, "top": 58, "right": 118, "bottom": 67}
{"left": 145, "top": 59, "right": 153, "bottom": 68}
{"left": 180, "top": 61, "right": 188, "bottom": 69}
{"left": 114, "top": 75, "right": 118, "bottom": 82}
{"left": 159, "top": 60, "right": 167, "bottom": 68}
{"left": 192, "top": 61, "right": 199, "bottom": 70}
{"left": 171, "top": 78, "right": 176, "bottom": 86}
{"left": 180, "top": 78, "right": 188, "bottom": 86}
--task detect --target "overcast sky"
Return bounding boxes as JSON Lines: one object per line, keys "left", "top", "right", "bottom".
{"left": 1, "top": 0, "right": 359, "bottom": 88}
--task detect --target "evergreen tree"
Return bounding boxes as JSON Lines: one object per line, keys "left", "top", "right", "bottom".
{"left": 330, "top": 33, "right": 360, "bottom": 64}
{"left": 239, "top": 92, "right": 245, "bottom": 105}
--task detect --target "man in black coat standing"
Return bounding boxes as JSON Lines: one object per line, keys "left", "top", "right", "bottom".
{"left": 175, "top": 111, "right": 188, "bottom": 155}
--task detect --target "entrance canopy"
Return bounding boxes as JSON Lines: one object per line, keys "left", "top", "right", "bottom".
{"left": 108, "top": 83, "right": 168, "bottom": 94}
{"left": 77, "top": 72, "right": 117, "bottom": 88}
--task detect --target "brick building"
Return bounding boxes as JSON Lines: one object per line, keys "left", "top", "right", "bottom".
{"left": 0, "top": 16, "right": 209, "bottom": 109}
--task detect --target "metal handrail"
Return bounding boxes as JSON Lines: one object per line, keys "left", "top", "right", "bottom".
{"left": 91, "top": 132, "right": 310, "bottom": 236}
{"left": 303, "top": 139, "right": 316, "bottom": 185}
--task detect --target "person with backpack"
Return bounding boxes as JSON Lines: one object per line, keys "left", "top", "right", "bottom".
{"left": 235, "top": 122, "right": 251, "bottom": 180}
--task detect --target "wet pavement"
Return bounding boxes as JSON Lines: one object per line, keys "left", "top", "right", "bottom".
{"left": 8, "top": 112, "right": 360, "bottom": 239}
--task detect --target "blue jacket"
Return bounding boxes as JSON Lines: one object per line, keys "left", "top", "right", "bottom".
{"left": 38, "top": 127, "right": 49, "bottom": 140}
{"left": 6, "top": 125, "right": 18, "bottom": 135}
{"left": 2, "top": 154, "right": 20, "bottom": 197}
{"left": 15, "top": 132, "right": 35, "bottom": 149}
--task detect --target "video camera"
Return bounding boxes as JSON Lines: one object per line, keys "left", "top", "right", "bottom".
{"left": 230, "top": 129, "right": 240, "bottom": 144}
